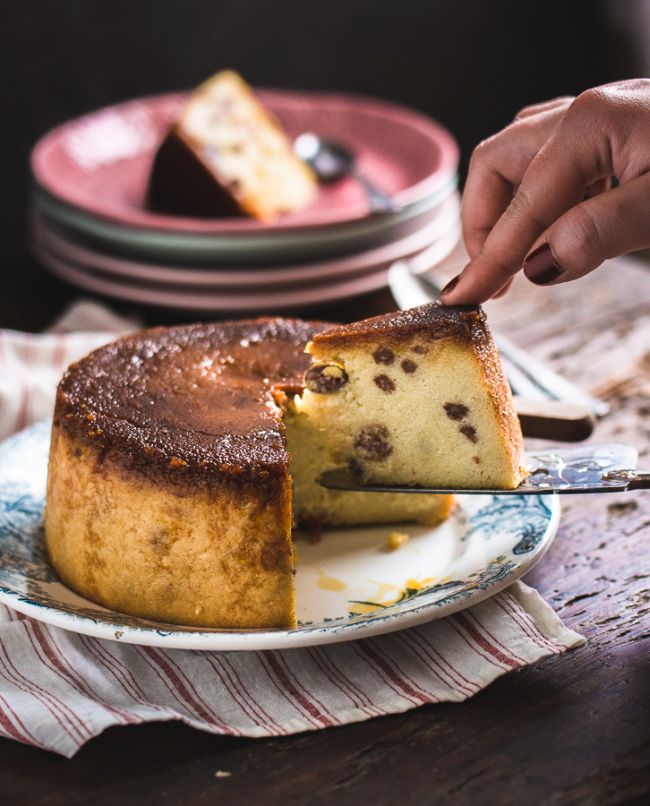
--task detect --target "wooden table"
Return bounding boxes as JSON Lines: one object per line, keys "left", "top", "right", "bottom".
{"left": 2, "top": 255, "right": 650, "bottom": 804}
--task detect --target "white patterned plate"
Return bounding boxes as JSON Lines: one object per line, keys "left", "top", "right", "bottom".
{"left": 0, "top": 423, "right": 560, "bottom": 650}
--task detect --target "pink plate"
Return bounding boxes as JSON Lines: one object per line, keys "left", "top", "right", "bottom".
{"left": 33, "top": 227, "right": 461, "bottom": 313}
{"left": 31, "top": 90, "right": 458, "bottom": 235}
{"left": 32, "top": 194, "right": 460, "bottom": 289}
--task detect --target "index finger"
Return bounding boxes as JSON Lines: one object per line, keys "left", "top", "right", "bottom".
{"left": 443, "top": 112, "right": 607, "bottom": 304}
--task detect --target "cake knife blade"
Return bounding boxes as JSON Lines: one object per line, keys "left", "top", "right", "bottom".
{"left": 388, "top": 261, "right": 610, "bottom": 418}
{"left": 318, "top": 443, "right": 650, "bottom": 496}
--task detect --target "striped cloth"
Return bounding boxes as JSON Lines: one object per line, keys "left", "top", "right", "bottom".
{"left": 0, "top": 302, "right": 584, "bottom": 757}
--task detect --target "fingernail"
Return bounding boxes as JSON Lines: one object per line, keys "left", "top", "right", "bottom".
{"left": 440, "top": 274, "right": 461, "bottom": 297}
{"left": 523, "top": 244, "right": 563, "bottom": 285}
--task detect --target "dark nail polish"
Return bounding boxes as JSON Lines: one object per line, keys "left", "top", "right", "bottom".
{"left": 440, "top": 274, "right": 460, "bottom": 297}
{"left": 523, "top": 244, "right": 563, "bottom": 285}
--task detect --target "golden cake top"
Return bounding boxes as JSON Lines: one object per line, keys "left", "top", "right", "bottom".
{"left": 55, "top": 318, "right": 326, "bottom": 490}
{"left": 310, "top": 302, "right": 486, "bottom": 349}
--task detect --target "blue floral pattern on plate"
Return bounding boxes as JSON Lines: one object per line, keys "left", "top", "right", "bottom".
{"left": 0, "top": 421, "right": 560, "bottom": 651}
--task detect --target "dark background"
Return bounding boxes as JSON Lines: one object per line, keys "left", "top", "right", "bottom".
{"left": 1, "top": 0, "right": 645, "bottom": 327}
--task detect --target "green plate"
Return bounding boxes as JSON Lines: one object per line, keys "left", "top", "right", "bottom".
{"left": 32, "top": 177, "right": 458, "bottom": 266}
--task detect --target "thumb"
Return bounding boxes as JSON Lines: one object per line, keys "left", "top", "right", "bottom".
{"left": 523, "top": 173, "right": 650, "bottom": 286}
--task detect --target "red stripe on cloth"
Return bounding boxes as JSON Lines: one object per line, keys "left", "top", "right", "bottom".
{"left": 453, "top": 613, "right": 520, "bottom": 670}
{"left": 0, "top": 636, "right": 86, "bottom": 744}
{"left": 498, "top": 594, "right": 566, "bottom": 654}
{"left": 397, "top": 631, "right": 471, "bottom": 698}
{"left": 273, "top": 651, "right": 341, "bottom": 726}
{"left": 11, "top": 333, "right": 34, "bottom": 434}
{"left": 0, "top": 606, "right": 27, "bottom": 622}
{"left": 152, "top": 650, "right": 230, "bottom": 730}
{"left": 202, "top": 655, "right": 267, "bottom": 731}
{"left": 221, "top": 656, "right": 287, "bottom": 733}
{"left": 0, "top": 650, "right": 52, "bottom": 750}
{"left": 447, "top": 618, "right": 505, "bottom": 670}
{"left": 30, "top": 623, "right": 134, "bottom": 727}
{"left": 80, "top": 636, "right": 142, "bottom": 702}
{"left": 356, "top": 642, "right": 431, "bottom": 705}
{"left": 465, "top": 608, "right": 527, "bottom": 665}
{"left": 51, "top": 333, "right": 66, "bottom": 373}
{"left": 0, "top": 690, "right": 42, "bottom": 749}
{"left": 135, "top": 647, "right": 196, "bottom": 714}
{"left": 13, "top": 383, "right": 29, "bottom": 435}
{"left": 22, "top": 628, "right": 95, "bottom": 740}
{"left": 257, "top": 653, "right": 322, "bottom": 729}
{"left": 509, "top": 592, "right": 569, "bottom": 651}
{"left": 496, "top": 595, "right": 550, "bottom": 652}
{"left": 33, "top": 623, "right": 137, "bottom": 725}
{"left": 373, "top": 641, "right": 436, "bottom": 702}
{"left": 411, "top": 629, "right": 479, "bottom": 696}
{"left": 79, "top": 636, "right": 167, "bottom": 719}
{"left": 84, "top": 638, "right": 172, "bottom": 714}
{"left": 264, "top": 652, "right": 334, "bottom": 727}
{"left": 350, "top": 642, "right": 420, "bottom": 707}
{"left": 85, "top": 638, "right": 164, "bottom": 707}
{"left": 142, "top": 648, "right": 231, "bottom": 731}
{"left": 309, "top": 646, "right": 382, "bottom": 718}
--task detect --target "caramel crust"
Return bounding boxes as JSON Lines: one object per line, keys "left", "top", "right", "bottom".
{"left": 310, "top": 302, "right": 484, "bottom": 349}
{"left": 55, "top": 318, "right": 328, "bottom": 491}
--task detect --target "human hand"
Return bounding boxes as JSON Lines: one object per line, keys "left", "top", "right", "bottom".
{"left": 440, "top": 79, "right": 650, "bottom": 305}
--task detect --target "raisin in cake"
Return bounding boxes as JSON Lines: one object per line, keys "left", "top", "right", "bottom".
{"left": 147, "top": 70, "right": 317, "bottom": 220}
{"left": 295, "top": 303, "right": 526, "bottom": 490}
{"left": 45, "top": 318, "right": 452, "bottom": 631}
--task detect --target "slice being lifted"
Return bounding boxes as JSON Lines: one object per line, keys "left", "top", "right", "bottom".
{"left": 295, "top": 302, "right": 526, "bottom": 490}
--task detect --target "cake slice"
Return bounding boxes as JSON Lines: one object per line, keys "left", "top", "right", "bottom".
{"left": 147, "top": 70, "right": 317, "bottom": 220}
{"left": 294, "top": 302, "right": 526, "bottom": 490}
{"left": 284, "top": 403, "right": 454, "bottom": 528}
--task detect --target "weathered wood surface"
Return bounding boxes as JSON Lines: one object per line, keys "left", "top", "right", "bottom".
{"left": 1, "top": 256, "right": 649, "bottom": 805}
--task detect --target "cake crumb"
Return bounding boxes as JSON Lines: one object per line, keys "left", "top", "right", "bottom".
{"left": 214, "top": 770, "right": 232, "bottom": 779}
{"left": 387, "top": 531, "right": 410, "bottom": 551}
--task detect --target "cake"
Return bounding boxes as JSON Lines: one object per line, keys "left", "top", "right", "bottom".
{"left": 45, "top": 314, "right": 460, "bottom": 631}
{"left": 298, "top": 304, "right": 526, "bottom": 490}
{"left": 147, "top": 70, "right": 317, "bottom": 220}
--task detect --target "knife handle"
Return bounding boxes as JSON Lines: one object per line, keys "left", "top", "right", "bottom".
{"left": 514, "top": 397, "right": 595, "bottom": 442}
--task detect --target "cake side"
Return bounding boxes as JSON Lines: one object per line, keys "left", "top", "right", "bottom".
{"left": 301, "top": 303, "right": 526, "bottom": 489}
{"left": 464, "top": 314, "right": 526, "bottom": 487}
{"left": 45, "top": 424, "right": 296, "bottom": 629}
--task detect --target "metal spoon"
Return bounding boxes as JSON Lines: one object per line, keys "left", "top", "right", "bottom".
{"left": 294, "top": 132, "right": 400, "bottom": 214}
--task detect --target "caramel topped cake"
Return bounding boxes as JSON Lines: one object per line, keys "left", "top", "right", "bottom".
{"left": 46, "top": 320, "right": 315, "bottom": 631}
{"left": 298, "top": 303, "right": 526, "bottom": 490}
{"left": 45, "top": 316, "right": 454, "bottom": 630}
{"left": 147, "top": 70, "right": 317, "bottom": 220}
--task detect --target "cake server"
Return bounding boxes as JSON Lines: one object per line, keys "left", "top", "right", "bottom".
{"left": 319, "top": 443, "right": 650, "bottom": 495}
{"left": 388, "top": 261, "right": 610, "bottom": 418}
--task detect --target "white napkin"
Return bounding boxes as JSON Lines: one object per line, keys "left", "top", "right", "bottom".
{"left": 0, "top": 302, "right": 584, "bottom": 757}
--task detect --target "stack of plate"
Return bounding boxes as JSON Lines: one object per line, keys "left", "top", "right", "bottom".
{"left": 30, "top": 90, "right": 461, "bottom": 314}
